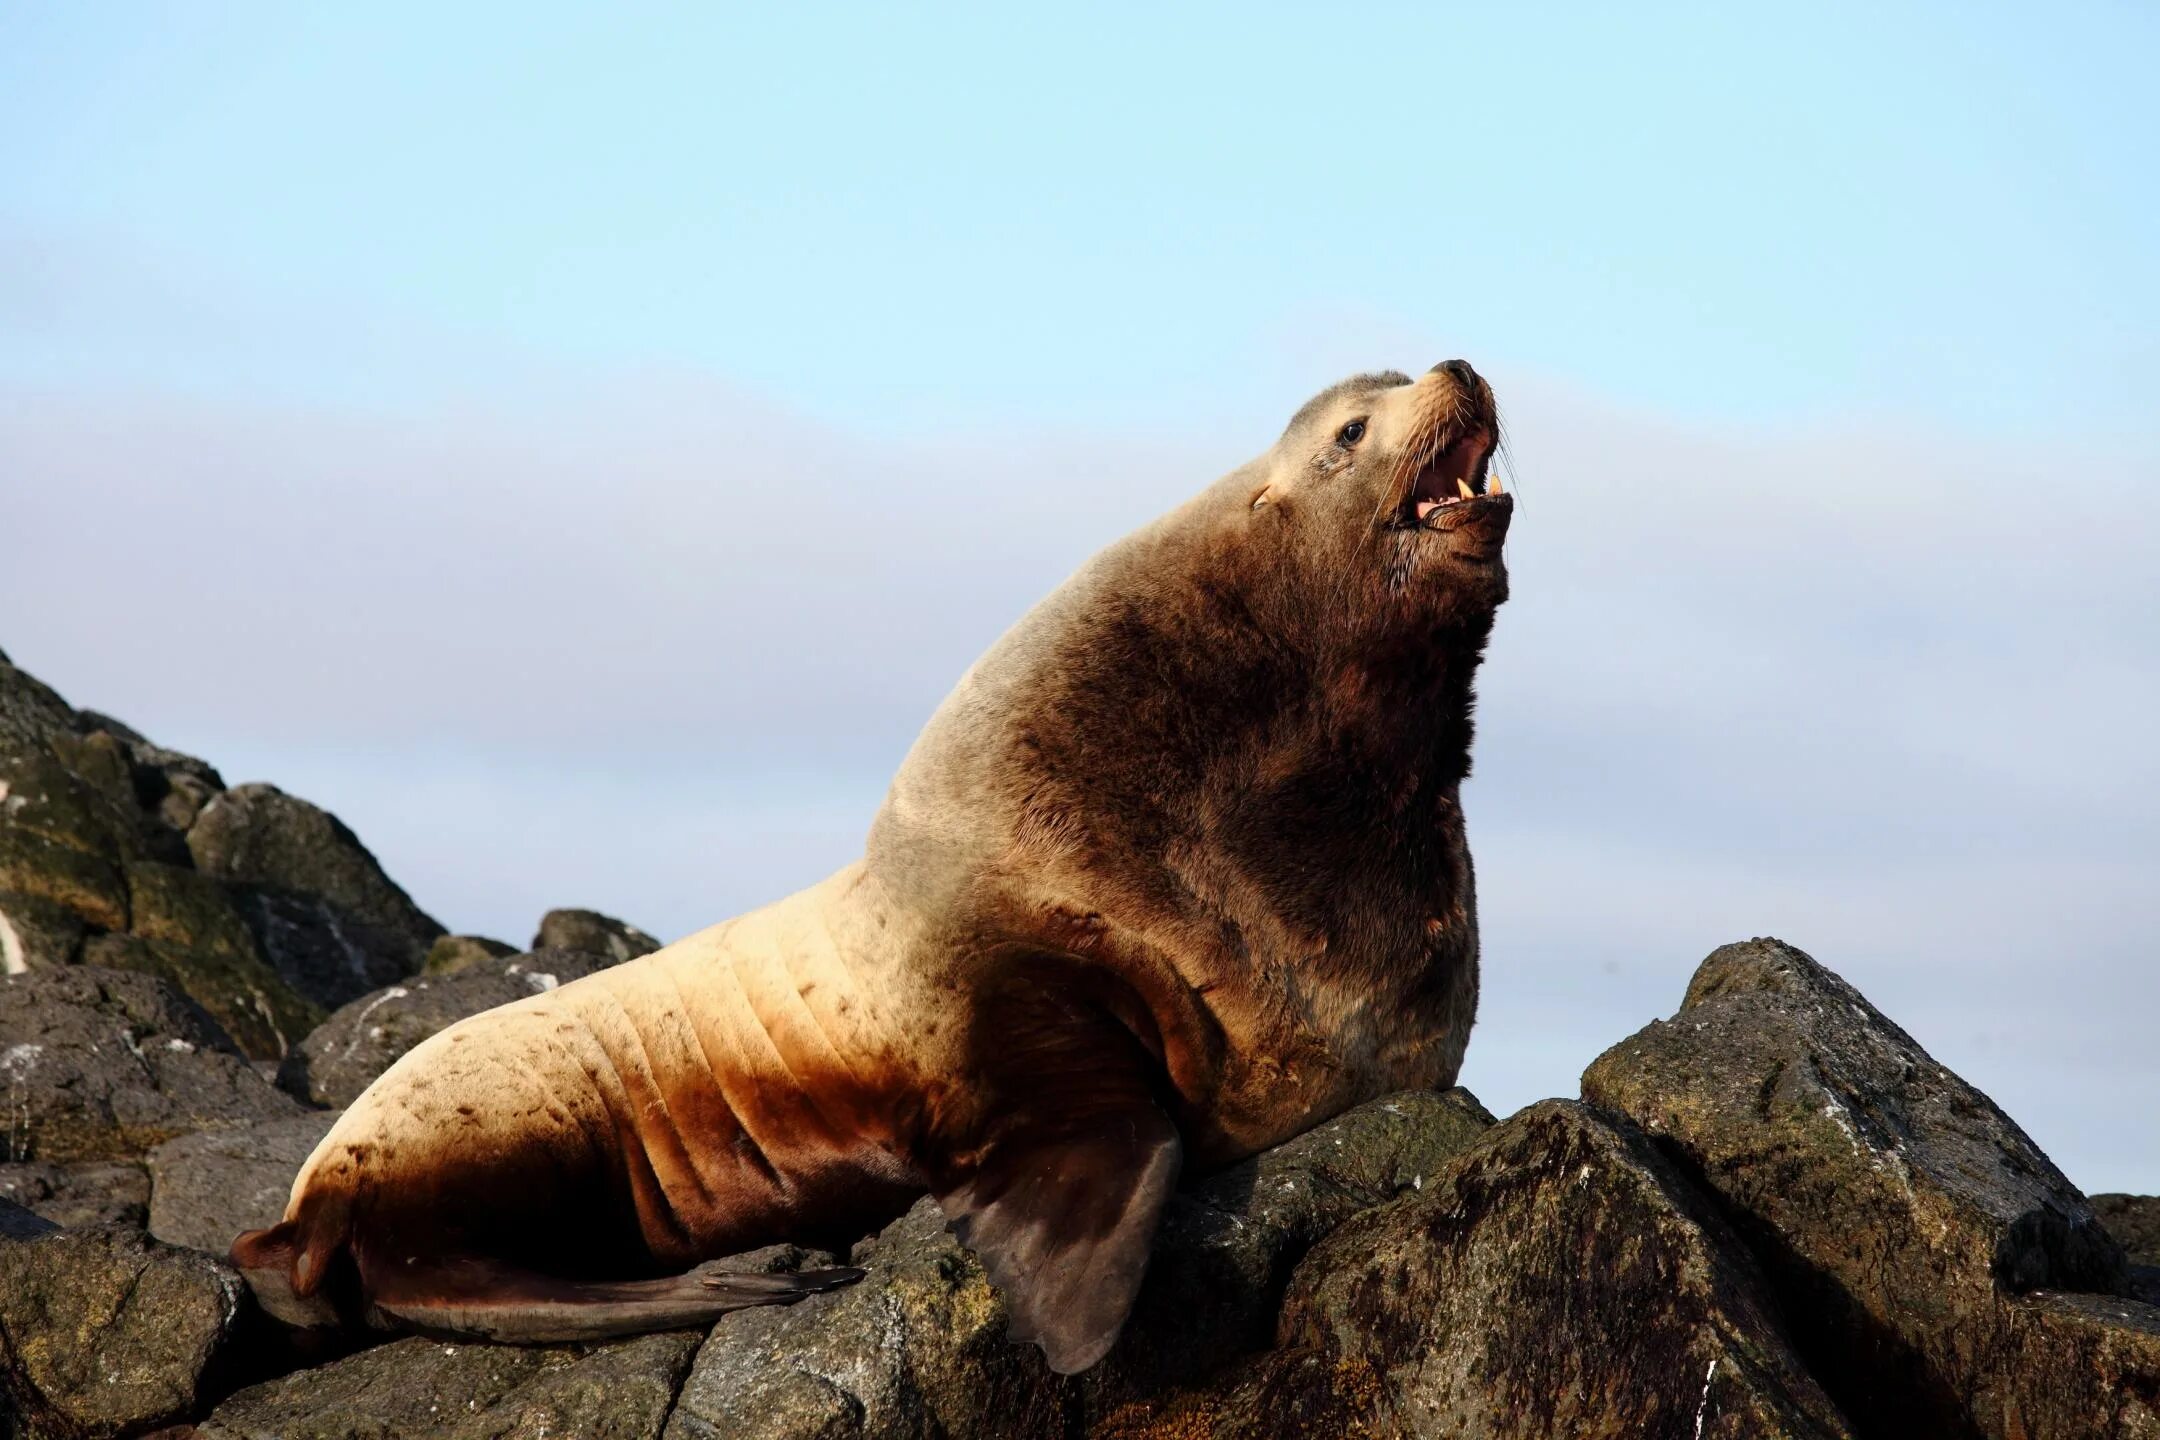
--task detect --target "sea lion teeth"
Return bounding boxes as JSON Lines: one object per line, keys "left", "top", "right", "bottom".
{"left": 1456, "top": 477, "right": 1476, "bottom": 500}
{"left": 1491, "top": 472, "right": 1505, "bottom": 495}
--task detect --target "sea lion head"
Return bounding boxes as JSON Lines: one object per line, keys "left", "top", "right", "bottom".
{"left": 1242, "top": 358, "right": 1512, "bottom": 629}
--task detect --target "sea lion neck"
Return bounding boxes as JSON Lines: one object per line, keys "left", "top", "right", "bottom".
{"left": 868, "top": 489, "right": 1498, "bottom": 950}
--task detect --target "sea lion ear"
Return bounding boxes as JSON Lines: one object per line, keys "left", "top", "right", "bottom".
{"left": 933, "top": 1006, "right": 1183, "bottom": 1374}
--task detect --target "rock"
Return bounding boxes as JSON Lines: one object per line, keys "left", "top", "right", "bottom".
{"left": 0, "top": 967, "right": 303, "bottom": 1164}
{"left": 73, "top": 709, "right": 227, "bottom": 833}
{"left": 276, "top": 948, "right": 612, "bottom": 1108}
{"left": 0, "top": 888, "right": 87, "bottom": 971}
{"left": 665, "top": 1196, "right": 1069, "bottom": 1440}
{"left": 1581, "top": 937, "right": 2129, "bottom": 1438}
{"left": 223, "top": 886, "right": 432, "bottom": 1015}
{"left": 1115, "top": 1088, "right": 1494, "bottom": 1394}
{"left": 0, "top": 1224, "right": 245, "bottom": 1439}
{"left": 0, "top": 1198, "right": 58, "bottom": 1242}
{"left": 124, "top": 862, "right": 262, "bottom": 968}
{"left": 665, "top": 1090, "right": 1497, "bottom": 1440}
{"left": 185, "top": 783, "right": 443, "bottom": 1011}
{"left": 422, "top": 933, "right": 519, "bottom": 976}
{"left": 532, "top": 907, "right": 662, "bottom": 965}
{"left": 148, "top": 1112, "right": 340, "bottom": 1256}
{"left": 0, "top": 1160, "right": 151, "bottom": 1229}
{"left": 1142, "top": 1101, "right": 1853, "bottom": 1440}
{"left": 1, "top": 661, "right": 423, "bottom": 1053}
{"left": 2098, "top": 1195, "right": 2160, "bottom": 1267}
{"left": 200, "top": 1330, "right": 704, "bottom": 1440}
{"left": 0, "top": 657, "right": 79, "bottom": 752}
{"left": 0, "top": 731, "right": 189, "bottom": 881}
{"left": 82, "top": 926, "right": 323, "bottom": 1065}
{"left": 1972, "top": 1291, "right": 2160, "bottom": 1439}
{"left": 0, "top": 821, "right": 130, "bottom": 934}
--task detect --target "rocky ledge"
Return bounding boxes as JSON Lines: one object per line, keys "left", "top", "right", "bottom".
{"left": 1, "top": 655, "right": 2154, "bottom": 1439}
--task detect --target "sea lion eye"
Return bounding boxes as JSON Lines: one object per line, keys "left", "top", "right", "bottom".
{"left": 1336, "top": 419, "right": 1367, "bottom": 447}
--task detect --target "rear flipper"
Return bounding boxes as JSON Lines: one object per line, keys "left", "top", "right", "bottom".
{"left": 358, "top": 1252, "right": 865, "bottom": 1344}
{"left": 233, "top": 1220, "right": 863, "bottom": 1344}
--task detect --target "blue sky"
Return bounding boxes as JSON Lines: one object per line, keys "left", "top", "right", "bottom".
{"left": 3, "top": 5, "right": 2156, "bottom": 1189}
{"left": 6, "top": 4, "right": 2154, "bottom": 434}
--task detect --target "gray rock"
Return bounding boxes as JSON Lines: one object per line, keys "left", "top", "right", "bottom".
{"left": 73, "top": 708, "right": 227, "bottom": 833}
{"left": 200, "top": 1330, "right": 704, "bottom": 1440}
{"left": 1581, "top": 937, "right": 2129, "bottom": 1438}
{"left": 276, "top": 948, "right": 612, "bottom": 1107}
{"left": 225, "top": 885, "right": 432, "bottom": 1015}
{"left": 0, "top": 966, "right": 303, "bottom": 1163}
{"left": 187, "top": 783, "right": 444, "bottom": 1003}
{"left": 0, "top": 1224, "right": 245, "bottom": 1439}
{"left": 148, "top": 1111, "right": 340, "bottom": 1255}
{"left": 0, "top": 656, "right": 79, "bottom": 754}
{"left": 2098, "top": 1194, "right": 2160, "bottom": 1267}
{"left": 533, "top": 907, "right": 662, "bottom": 965}
{"left": 0, "top": 1197, "right": 58, "bottom": 1242}
{"left": 0, "top": 1159, "right": 151, "bottom": 1229}
{"left": 422, "top": 933, "right": 519, "bottom": 976}
{"left": 1144, "top": 1101, "right": 1852, "bottom": 1440}
{"left": 665, "top": 1090, "right": 1498, "bottom": 1440}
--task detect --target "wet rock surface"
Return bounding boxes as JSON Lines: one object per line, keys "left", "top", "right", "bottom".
{"left": 0, "top": 1224, "right": 245, "bottom": 1439}
{"left": 275, "top": 947, "right": 614, "bottom": 1107}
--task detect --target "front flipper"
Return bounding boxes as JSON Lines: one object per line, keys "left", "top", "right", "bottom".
{"left": 935, "top": 980, "right": 1183, "bottom": 1374}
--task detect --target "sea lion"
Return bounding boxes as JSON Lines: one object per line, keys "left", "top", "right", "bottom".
{"left": 232, "top": 358, "right": 1514, "bottom": 1373}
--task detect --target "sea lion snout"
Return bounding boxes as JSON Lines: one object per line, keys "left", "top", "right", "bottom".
{"left": 1391, "top": 362, "right": 1501, "bottom": 527}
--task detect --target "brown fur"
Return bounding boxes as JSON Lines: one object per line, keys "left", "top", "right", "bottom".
{"left": 233, "top": 360, "right": 1513, "bottom": 1373}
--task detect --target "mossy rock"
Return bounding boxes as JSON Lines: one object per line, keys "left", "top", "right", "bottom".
{"left": 81, "top": 934, "right": 323, "bottom": 1063}
{"left": 422, "top": 933, "right": 519, "bottom": 976}
{"left": 0, "top": 890, "right": 88, "bottom": 970}
{"left": 0, "top": 826, "right": 129, "bottom": 932}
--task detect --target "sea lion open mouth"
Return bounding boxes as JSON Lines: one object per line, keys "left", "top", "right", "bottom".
{"left": 1404, "top": 428, "right": 1499, "bottom": 526}
{"left": 1387, "top": 360, "right": 1504, "bottom": 533}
